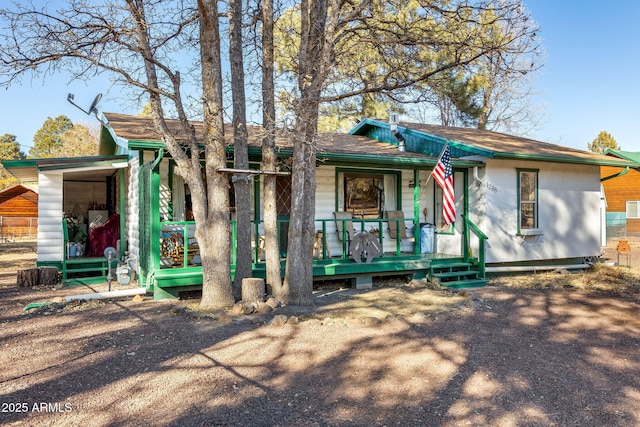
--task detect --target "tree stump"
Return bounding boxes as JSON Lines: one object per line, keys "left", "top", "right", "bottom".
{"left": 16, "top": 267, "right": 60, "bottom": 288}
{"left": 38, "top": 267, "right": 60, "bottom": 287}
{"left": 242, "top": 278, "right": 265, "bottom": 304}
{"left": 17, "top": 268, "right": 39, "bottom": 288}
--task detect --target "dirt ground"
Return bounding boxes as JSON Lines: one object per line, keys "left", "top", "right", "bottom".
{"left": 1, "top": 241, "right": 639, "bottom": 427}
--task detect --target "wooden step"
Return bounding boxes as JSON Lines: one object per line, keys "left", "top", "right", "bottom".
{"left": 432, "top": 270, "right": 479, "bottom": 282}
{"left": 439, "top": 278, "right": 487, "bottom": 289}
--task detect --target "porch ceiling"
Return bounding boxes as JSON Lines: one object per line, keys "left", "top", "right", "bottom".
{"left": 1, "top": 156, "right": 128, "bottom": 183}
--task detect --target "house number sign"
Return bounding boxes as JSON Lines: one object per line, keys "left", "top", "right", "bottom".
{"left": 486, "top": 182, "right": 498, "bottom": 193}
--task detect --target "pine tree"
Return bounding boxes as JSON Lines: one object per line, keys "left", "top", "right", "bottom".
{"left": 588, "top": 131, "right": 620, "bottom": 154}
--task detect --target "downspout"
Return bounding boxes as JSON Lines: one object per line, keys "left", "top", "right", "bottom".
{"left": 600, "top": 166, "right": 629, "bottom": 182}
{"left": 151, "top": 148, "right": 165, "bottom": 170}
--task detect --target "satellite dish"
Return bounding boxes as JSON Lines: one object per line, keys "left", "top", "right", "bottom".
{"left": 88, "top": 93, "right": 102, "bottom": 114}
{"left": 67, "top": 92, "right": 103, "bottom": 115}
{"left": 104, "top": 246, "right": 117, "bottom": 259}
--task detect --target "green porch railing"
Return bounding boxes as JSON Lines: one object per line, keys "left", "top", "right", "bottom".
{"left": 461, "top": 214, "right": 488, "bottom": 278}
{"left": 158, "top": 216, "right": 420, "bottom": 269}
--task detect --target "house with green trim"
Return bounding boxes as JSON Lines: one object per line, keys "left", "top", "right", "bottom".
{"left": 2, "top": 113, "right": 635, "bottom": 298}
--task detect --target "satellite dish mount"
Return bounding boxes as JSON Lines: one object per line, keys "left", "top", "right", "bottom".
{"left": 67, "top": 93, "right": 102, "bottom": 115}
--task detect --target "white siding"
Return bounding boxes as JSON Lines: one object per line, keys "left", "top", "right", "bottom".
{"left": 37, "top": 172, "right": 64, "bottom": 262}
{"left": 480, "top": 159, "right": 601, "bottom": 263}
{"left": 314, "top": 166, "right": 419, "bottom": 256}
{"left": 126, "top": 152, "right": 141, "bottom": 266}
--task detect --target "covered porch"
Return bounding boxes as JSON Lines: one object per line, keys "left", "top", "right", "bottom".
{"left": 146, "top": 214, "right": 487, "bottom": 300}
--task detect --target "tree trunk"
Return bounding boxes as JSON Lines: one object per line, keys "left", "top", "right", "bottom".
{"left": 242, "top": 278, "right": 265, "bottom": 304}
{"left": 198, "top": 0, "right": 234, "bottom": 309}
{"left": 281, "top": 0, "right": 331, "bottom": 306}
{"left": 261, "top": 0, "right": 283, "bottom": 295}
{"left": 229, "top": 0, "right": 252, "bottom": 300}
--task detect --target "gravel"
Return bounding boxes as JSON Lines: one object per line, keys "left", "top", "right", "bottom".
{"left": 0, "top": 244, "right": 639, "bottom": 426}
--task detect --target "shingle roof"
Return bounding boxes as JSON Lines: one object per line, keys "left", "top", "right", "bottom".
{"left": 103, "top": 113, "right": 436, "bottom": 162}
{"left": 397, "top": 121, "right": 634, "bottom": 166}
{"left": 102, "top": 113, "right": 636, "bottom": 168}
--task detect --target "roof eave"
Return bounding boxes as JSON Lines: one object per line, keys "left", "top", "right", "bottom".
{"left": 494, "top": 152, "right": 639, "bottom": 167}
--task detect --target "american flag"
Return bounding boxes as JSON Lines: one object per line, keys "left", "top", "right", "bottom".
{"left": 432, "top": 144, "right": 456, "bottom": 225}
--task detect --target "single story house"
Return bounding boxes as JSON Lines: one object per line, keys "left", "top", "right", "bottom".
{"left": 2, "top": 113, "right": 635, "bottom": 298}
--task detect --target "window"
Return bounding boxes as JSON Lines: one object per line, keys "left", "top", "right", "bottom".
{"left": 627, "top": 201, "right": 640, "bottom": 219}
{"left": 518, "top": 169, "right": 538, "bottom": 230}
{"left": 344, "top": 173, "right": 384, "bottom": 218}
{"left": 337, "top": 170, "right": 399, "bottom": 218}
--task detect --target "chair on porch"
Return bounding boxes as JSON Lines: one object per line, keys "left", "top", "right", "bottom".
{"left": 334, "top": 211, "right": 355, "bottom": 254}
{"left": 386, "top": 210, "right": 414, "bottom": 241}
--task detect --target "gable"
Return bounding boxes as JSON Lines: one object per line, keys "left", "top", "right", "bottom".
{"left": 0, "top": 184, "right": 38, "bottom": 217}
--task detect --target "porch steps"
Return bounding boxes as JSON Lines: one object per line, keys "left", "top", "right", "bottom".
{"left": 428, "top": 261, "right": 486, "bottom": 289}
{"left": 62, "top": 258, "right": 110, "bottom": 283}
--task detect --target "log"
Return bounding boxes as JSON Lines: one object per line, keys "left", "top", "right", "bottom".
{"left": 242, "top": 278, "right": 265, "bottom": 304}
{"left": 17, "top": 268, "right": 39, "bottom": 288}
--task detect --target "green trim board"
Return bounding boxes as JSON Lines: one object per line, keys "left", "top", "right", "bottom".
{"left": 604, "top": 149, "right": 640, "bottom": 164}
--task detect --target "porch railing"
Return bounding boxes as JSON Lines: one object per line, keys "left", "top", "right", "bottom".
{"left": 159, "top": 216, "right": 419, "bottom": 269}
{"left": 462, "top": 214, "right": 488, "bottom": 278}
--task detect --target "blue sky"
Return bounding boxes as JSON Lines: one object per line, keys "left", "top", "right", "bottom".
{"left": 1, "top": 0, "right": 639, "bottom": 153}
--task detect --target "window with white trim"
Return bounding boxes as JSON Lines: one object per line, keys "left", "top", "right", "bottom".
{"left": 627, "top": 201, "right": 640, "bottom": 219}
{"left": 518, "top": 169, "right": 538, "bottom": 230}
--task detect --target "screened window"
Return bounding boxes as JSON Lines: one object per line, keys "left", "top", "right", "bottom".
{"left": 518, "top": 170, "right": 538, "bottom": 230}
{"left": 627, "top": 201, "right": 640, "bottom": 219}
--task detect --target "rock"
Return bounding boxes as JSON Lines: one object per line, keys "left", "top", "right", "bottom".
{"left": 170, "top": 305, "right": 187, "bottom": 314}
{"left": 265, "top": 297, "right": 280, "bottom": 309}
{"left": 256, "top": 302, "right": 273, "bottom": 314}
{"left": 231, "top": 303, "right": 243, "bottom": 315}
{"left": 217, "top": 312, "right": 232, "bottom": 324}
{"left": 241, "top": 304, "right": 255, "bottom": 315}
{"left": 362, "top": 316, "right": 381, "bottom": 326}
{"left": 411, "top": 312, "right": 428, "bottom": 322}
{"left": 132, "top": 294, "right": 144, "bottom": 303}
{"left": 270, "top": 314, "right": 288, "bottom": 326}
